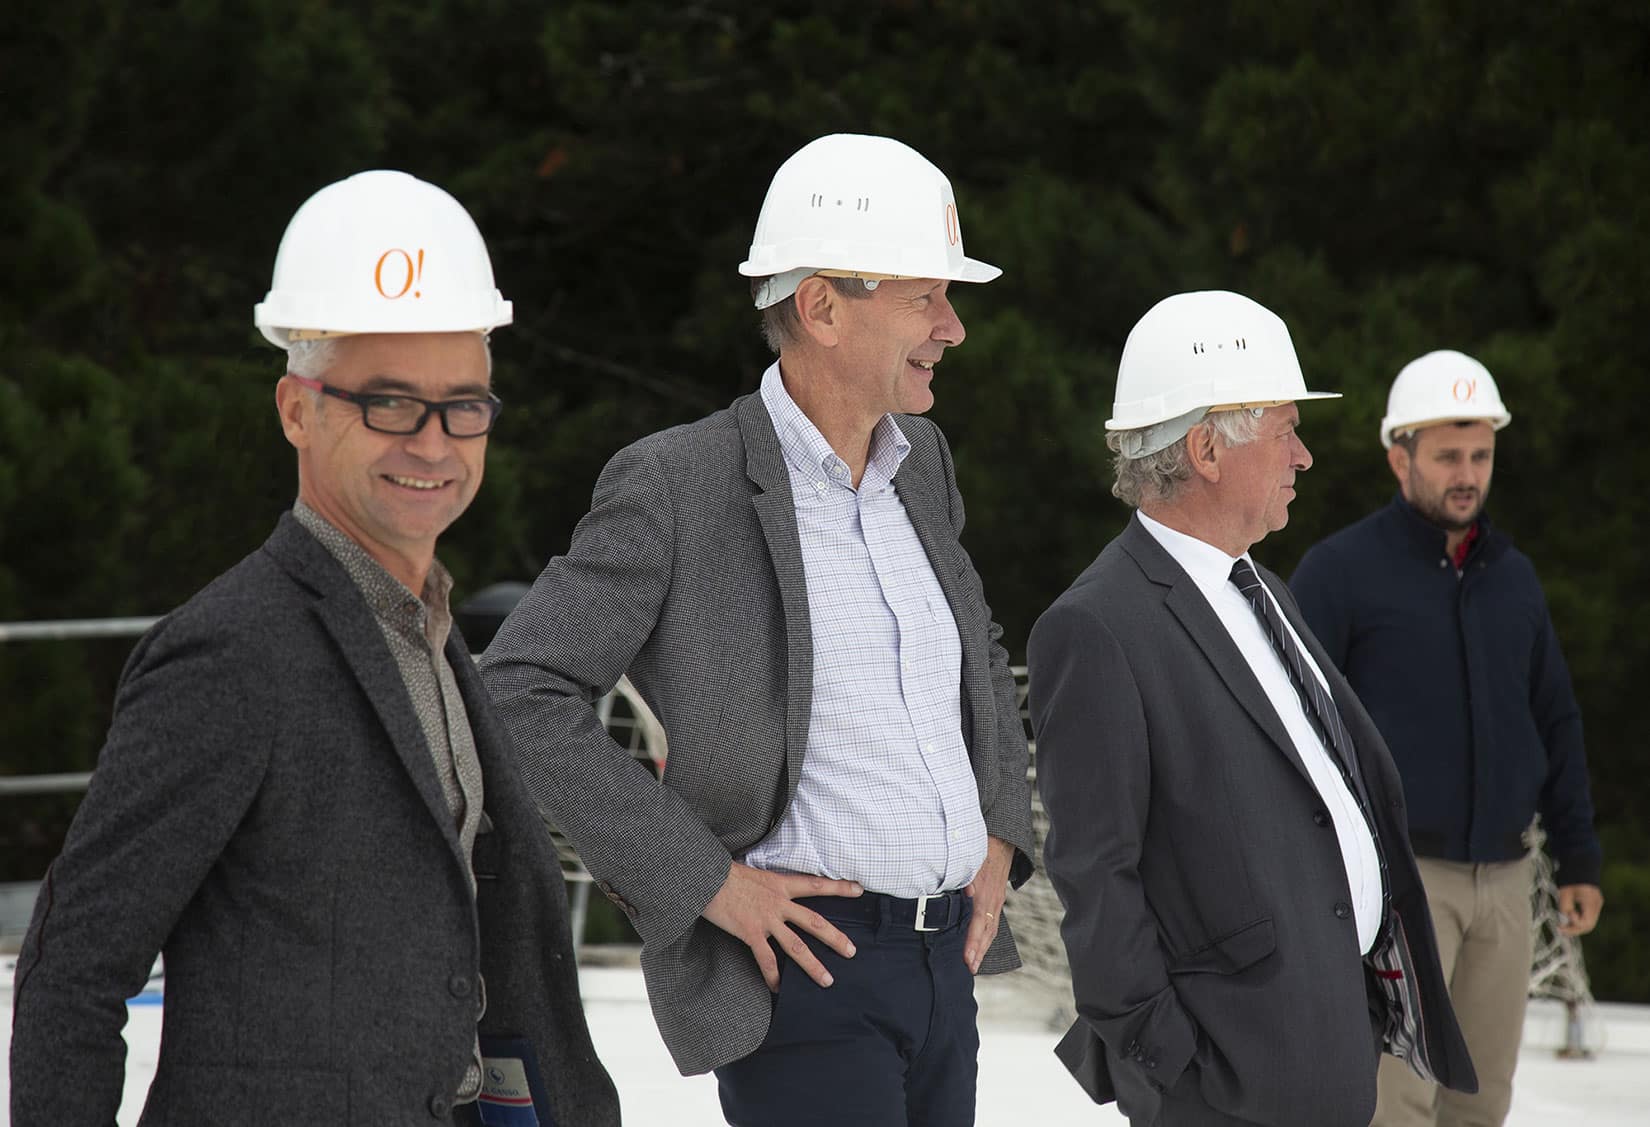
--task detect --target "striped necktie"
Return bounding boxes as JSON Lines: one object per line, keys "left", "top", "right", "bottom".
{"left": 1228, "top": 557, "right": 1368, "bottom": 805}
{"left": 1229, "top": 557, "right": 1392, "bottom": 943}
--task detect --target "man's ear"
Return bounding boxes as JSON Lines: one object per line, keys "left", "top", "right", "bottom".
{"left": 1186, "top": 421, "right": 1221, "bottom": 484}
{"left": 275, "top": 376, "right": 313, "bottom": 450}
{"left": 1386, "top": 442, "right": 1409, "bottom": 486}
{"left": 794, "top": 276, "right": 842, "bottom": 348}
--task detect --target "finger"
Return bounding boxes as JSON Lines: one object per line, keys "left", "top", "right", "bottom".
{"left": 786, "top": 873, "right": 864, "bottom": 899}
{"left": 789, "top": 907, "right": 857, "bottom": 958}
{"left": 776, "top": 926, "right": 836, "bottom": 988}
{"left": 1574, "top": 898, "right": 1602, "bottom": 933}
{"left": 963, "top": 911, "right": 992, "bottom": 974}
{"left": 751, "top": 938, "right": 782, "bottom": 992}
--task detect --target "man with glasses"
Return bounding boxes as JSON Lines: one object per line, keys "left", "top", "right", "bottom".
{"left": 9, "top": 171, "right": 619, "bottom": 1127}
{"left": 482, "top": 134, "right": 1034, "bottom": 1126}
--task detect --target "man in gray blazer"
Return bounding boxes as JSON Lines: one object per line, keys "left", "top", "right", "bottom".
{"left": 9, "top": 171, "right": 619, "bottom": 1127}
{"left": 1028, "top": 291, "right": 1476, "bottom": 1126}
{"left": 481, "top": 134, "right": 1034, "bottom": 1125}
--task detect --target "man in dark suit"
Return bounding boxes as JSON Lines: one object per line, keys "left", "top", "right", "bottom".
{"left": 1027, "top": 290, "right": 1476, "bottom": 1126}
{"left": 481, "top": 134, "right": 1034, "bottom": 1126}
{"left": 8, "top": 171, "right": 619, "bottom": 1127}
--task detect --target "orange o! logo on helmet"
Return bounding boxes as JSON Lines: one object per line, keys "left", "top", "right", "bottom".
{"left": 943, "top": 202, "right": 960, "bottom": 247}
{"left": 1452, "top": 376, "right": 1476, "bottom": 403}
{"left": 374, "top": 248, "right": 425, "bottom": 300}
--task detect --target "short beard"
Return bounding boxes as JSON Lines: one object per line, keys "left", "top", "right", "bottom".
{"left": 1409, "top": 471, "right": 1485, "bottom": 532}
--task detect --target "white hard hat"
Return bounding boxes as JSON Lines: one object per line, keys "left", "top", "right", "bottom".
{"left": 1107, "top": 290, "right": 1339, "bottom": 456}
{"left": 738, "top": 133, "right": 1001, "bottom": 310}
{"left": 1380, "top": 350, "right": 1511, "bottom": 448}
{"left": 254, "top": 170, "right": 511, "bottom": 349}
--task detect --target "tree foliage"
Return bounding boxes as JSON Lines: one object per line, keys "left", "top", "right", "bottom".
{"left": 3, "top": 1, "right": 1648, "bottom": 997}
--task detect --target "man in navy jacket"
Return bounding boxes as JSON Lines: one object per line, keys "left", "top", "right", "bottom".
{"left": 1292, "top": 350, "right": 1603, "bottom": 1127}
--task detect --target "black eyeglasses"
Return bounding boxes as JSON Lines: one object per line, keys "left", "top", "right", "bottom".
{"left": 287, "top": 374, "right": 503, "bottom": 437}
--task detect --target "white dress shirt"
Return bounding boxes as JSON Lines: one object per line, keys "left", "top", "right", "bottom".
{"left": 1138, "top": 512, "right": 1384, "bottom": 953}
{"left": 741, "top": 364, "right": 988, "bottom": 898}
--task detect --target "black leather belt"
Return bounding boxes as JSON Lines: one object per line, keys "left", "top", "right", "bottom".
{"left": 796, "top": 889, "right": 972, "bottom": 932}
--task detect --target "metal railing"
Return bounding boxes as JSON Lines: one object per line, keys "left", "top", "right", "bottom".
{"left": 0, "top": 617, "right": 162, "bottom": 644}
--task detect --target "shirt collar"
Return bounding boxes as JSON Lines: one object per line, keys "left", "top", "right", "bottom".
{"left": 1136, "top": 510, "right": 1258, "bottom": 607}
{"left": 759, "top": 363, "right": 911, "bottom": 489}
{"left": 292, "top": 499, "right": 452, "bottom": 631}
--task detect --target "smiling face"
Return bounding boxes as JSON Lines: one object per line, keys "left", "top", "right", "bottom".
{"left": 830, "top": 277, "right": 966, "bottom": 417}
{"left": 277, "top": 332, "right": 490, "bottom": 590}
{"left": 1213, "top": 404, "right": 1313, "bottom": 551}
{"left": 1390, "top": 420, "right": 1496, "bottom": 531}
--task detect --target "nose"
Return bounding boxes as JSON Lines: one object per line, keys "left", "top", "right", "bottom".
{"left": 1291, "top": 431, "right": 1312, "bottom": 472}
{"left": 403, "top": 409, "right": 454, "bottom": 461}
{"left": 931, "top": 290, "right": 965, "bottom": 347}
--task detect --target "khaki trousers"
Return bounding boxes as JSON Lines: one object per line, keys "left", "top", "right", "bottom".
{"left": 1372, "top": 856, "right": 1534, "bottom": 1127}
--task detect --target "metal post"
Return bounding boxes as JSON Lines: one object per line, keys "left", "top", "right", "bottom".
{"left": 1557, "top": 998, "right": 1595, "bottom": 1060}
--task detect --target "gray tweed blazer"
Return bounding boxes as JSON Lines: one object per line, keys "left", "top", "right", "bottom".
{"left": 9, "top": 515, "right": 619, "bottom": 1127}
{"left": 480, "top": 391, "right": 1034, "bottom": 1076}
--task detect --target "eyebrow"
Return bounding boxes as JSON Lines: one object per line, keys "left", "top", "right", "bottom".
{"left": 357, "top": 374, "right": 492, "bottom": 398}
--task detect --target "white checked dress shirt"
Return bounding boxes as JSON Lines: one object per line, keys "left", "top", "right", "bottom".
{"left": 742, "top": 364, "right": 989, "bottom": 898}
{"left": 1138, "top": 512, "right": 1384, "bottom": 953}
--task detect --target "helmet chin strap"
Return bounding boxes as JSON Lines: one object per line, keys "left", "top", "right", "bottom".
{"left": 753, "top": 268, "right": 890, "bottom": 310}
{"left": 1114, "top": 406, "right": 1212, "bottom": 458}
{"left": 752, "top": 268, "right": 817, "bottom": 311}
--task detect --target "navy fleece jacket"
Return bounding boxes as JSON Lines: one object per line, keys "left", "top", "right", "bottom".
{"left": 1292, "top": 496, "right": 1601, "bottom": 887}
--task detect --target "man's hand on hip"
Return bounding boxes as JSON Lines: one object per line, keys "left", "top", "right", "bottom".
{"left": 1556, "top": 883, "right": 1604, "bottom": 936}
{"left": 703, "top": 862, "right": 863, "bottom": 991}
{"left": 963, "top": 836, "right": 1015, "bottom": 974}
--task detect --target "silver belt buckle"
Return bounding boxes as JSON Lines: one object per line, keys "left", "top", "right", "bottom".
{"left": 914, "top": 893, "right": 941, "bottom": 932}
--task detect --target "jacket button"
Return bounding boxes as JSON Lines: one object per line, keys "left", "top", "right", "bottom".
{"left": 1313, "top": 810, "right": 1330, "bottom": 827}
{"left": 1334, "top": 901, "right": 1352, "bottom": 920}
{"left": 448, "top": 974, "right": 471, "bottom": 998}
{"left": 428, "top": 1094, "right": 451, "bottom": 1118}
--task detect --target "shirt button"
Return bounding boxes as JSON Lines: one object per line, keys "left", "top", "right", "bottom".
{"left": 901, "top": 659, "right": 912, "bottom": 672}
{"left": 815, "top": 481, "right": 827, "bottom": 492}
{"left": 1334, "top": 901, "right": 1352, "bottom": 920}
{"left": 923, "top": 742, "right": 935, "bottom": 754}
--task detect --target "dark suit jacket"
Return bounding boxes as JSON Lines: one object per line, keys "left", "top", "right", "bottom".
{"left": 9, "top": 515, "right": 619, "bottom": 1127}
{"left": 1027, "top": 515, "right": 1474, "bottom": 1127}
{"left": 480, "top": 390, "right": 1035, "bottom": 1076}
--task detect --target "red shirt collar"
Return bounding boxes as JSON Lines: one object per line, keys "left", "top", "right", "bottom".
{"left": 1451, "top": 521, "right": 1480, "bottom": 570}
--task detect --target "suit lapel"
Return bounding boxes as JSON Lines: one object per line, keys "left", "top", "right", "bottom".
{"left": 1121, "top": 517, "right": 1314, "bottom": 788}
{"left": 263, "top": 515, "right": 467, "bottom": 864}
{"left": 737, "top": 394, "right": 814, "bottom": 798}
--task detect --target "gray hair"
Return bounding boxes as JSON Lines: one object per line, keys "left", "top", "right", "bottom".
{"left": 755, "top": 275, "right": 874, "bottom": 354}
{"left": 285, "top": 338, "right": 340, "bottom": 381}
{"left": 281, "top": 335, "right": 495, "bottom": 393}
{"left": 1108, "top": 407, "right": 1266, "bottom": 508}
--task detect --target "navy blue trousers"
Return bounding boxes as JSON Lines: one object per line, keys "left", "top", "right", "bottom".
{"left": 714, "top": 892, "right": 979, "bottom": 1126}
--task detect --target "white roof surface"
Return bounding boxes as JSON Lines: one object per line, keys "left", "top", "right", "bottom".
{"left": 4, "top": 962, "right": 1646, "bottom": 1124}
